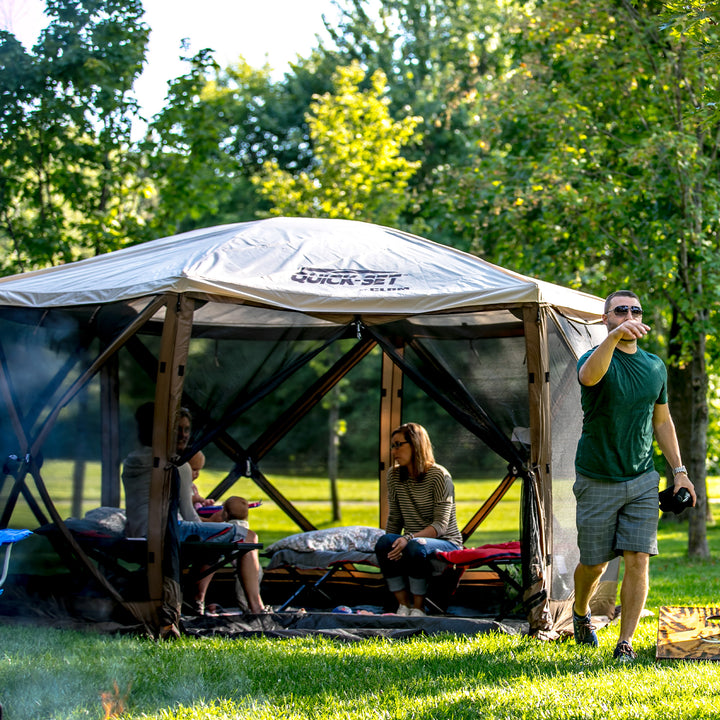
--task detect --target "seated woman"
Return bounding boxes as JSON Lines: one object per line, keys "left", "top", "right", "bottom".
{"left": 122, "top": 403, "right": 265, "bottom": 615}
{"left": 374, "top": 422, "right": 463, "bottom": 617}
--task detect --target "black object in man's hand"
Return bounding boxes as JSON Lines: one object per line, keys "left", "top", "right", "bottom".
{"left": 659, "top": 486, "right": 693, "bottom": 514}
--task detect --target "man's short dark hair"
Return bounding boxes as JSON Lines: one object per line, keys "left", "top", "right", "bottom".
{"left": 604, "top": 290, "right": 640, "bottom": 314}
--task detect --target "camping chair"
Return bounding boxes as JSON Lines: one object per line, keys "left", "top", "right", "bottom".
{"left": 430, "top": 541, "right": 523, "bottom": 619}
{"left": 33, "top": 523, "right": 262, "bottom": 601}
{"left": 179, "top": 539, "right": 263, "bottom": 588}
{"left": 0, "top": 528, "right": 33, "bottom": 595}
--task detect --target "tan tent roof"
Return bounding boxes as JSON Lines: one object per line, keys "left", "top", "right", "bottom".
{"left": 0, "top": 217, "right": 603, "bottom": 317}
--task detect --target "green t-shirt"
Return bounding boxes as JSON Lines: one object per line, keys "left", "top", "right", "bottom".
{"left": 575, "top": 346, "right": 668, "bottom": 482}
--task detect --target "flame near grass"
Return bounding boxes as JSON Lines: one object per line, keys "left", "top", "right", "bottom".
{"left": 100, "top": 680, "right": 131, "bottom": 719}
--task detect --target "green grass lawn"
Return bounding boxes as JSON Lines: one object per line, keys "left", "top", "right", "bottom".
{"left": 1, "top": 515, "right": 720, "bottom": 720}
{"left": 1, "top": 476, "right": 720, "bottom": 719}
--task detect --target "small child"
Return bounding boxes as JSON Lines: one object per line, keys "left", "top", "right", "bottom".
{"left": 189, "top": 451, "right": 214, "bottom": 508}
{"left": 210, "top": 496, "right": 250, "bottom": 529}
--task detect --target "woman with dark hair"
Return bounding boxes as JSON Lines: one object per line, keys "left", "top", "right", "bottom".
{"left": 374, "top": 422, "right": 463, "bottom": 616}
{"left": 122, "top": 404, "right": 265, "bottom": 615}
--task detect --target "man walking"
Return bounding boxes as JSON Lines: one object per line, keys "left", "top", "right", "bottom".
{"left": 572, "top": 290, "right": 696, "bottom": 661}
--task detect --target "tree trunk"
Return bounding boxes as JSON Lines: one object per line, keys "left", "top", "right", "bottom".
{"left": 328, "top": 393, "right": 341, "bottom": 522}
{"left": 71, "top": 460, "right": 85, "bottom": 519}
{"left": 667, "top": 327, "right": 709, "bottom": 558}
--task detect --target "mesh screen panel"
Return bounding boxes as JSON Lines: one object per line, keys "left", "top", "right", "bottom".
{"left": 547, "top": 313, "right": 608, "bottom": 600}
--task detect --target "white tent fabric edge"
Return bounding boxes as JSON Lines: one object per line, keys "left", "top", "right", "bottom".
{"left": 0, "top": 217, "right": 604, "bottom": 319}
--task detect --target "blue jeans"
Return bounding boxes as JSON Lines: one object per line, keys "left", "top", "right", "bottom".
{"left": 175, "top": 520, "right": 244, "bottom": 543}
{"left": 375, "top": 533, "right": 460, "bottom": 596}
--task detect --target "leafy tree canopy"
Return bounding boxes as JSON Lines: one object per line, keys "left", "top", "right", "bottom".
{"left": 252, "top": 61, "right": 422, "bottom": 226}
{"left": 0, "top": 0, "right": 151, "bottom": 273}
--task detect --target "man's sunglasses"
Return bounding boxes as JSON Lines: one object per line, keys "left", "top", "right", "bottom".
{"left": 611, "top": 305, "right": 643, "bottom": 317}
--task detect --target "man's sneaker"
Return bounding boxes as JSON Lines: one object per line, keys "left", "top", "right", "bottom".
{"left": 613, "top": 641, "right": 637, "bottom": 662}
{"left": 396, "top": 604, "right": 411, "bottom": 616}
{"left": 572, "top": 610, "right": 598, "bottom": 647}
{"left": 409, "top": 607, "right": 426, "bottom": 617}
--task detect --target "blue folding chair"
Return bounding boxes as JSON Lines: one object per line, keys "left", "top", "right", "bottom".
{"left": 0, "top": 528, "right": 32, "bottom": 595}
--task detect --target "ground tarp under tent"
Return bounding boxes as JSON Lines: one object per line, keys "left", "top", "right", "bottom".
{"left": 0, "top": 216, "right": 611, "bottom": 639}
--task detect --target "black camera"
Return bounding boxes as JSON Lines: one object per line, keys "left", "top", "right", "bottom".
{"left": 659, "top": 486, "right": 693, "bottom": 514}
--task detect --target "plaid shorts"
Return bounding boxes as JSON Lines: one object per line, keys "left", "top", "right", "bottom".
{"left": 573, "top": 469, "right": 660, "bottom": 566}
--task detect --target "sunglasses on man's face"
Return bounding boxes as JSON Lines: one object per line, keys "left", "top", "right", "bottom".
{"left": 611, "top": 305, "right": 643, "bottom": 317}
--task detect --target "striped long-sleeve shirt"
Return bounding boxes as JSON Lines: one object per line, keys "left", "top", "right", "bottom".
{"left": 385, "top": 463, "right": 462, "bottom": 547}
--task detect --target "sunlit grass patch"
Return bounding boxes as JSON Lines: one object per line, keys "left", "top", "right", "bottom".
{"left": 3, "top": 626, "right": 720, "bottom": 720}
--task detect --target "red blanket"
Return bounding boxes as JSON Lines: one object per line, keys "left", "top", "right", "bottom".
{"left": 435, "top": 541, "right": 521, "bottom": 566}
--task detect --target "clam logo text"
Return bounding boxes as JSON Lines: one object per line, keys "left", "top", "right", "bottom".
{"left": 291, "top": 267, "right": 409, "bottom": 291}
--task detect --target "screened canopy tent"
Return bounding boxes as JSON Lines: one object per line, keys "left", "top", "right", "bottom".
{"left": 0, "top": 217, "right": 607, "bottom": 637}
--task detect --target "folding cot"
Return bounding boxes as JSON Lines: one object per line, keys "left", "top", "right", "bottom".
{"left": 32, "top": 509, "right": 262, "bottom": 609}
{"left": 261, "top": 526, "right": 522, "bottom": 617}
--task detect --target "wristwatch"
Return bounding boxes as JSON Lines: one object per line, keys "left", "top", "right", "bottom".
{"left": 672, "top": 465, "right": 688, "bottom": 477}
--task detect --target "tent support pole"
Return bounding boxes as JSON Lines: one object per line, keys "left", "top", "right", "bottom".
{"left": 460, "top": 472, "right": 518, "bottom": 541}
{"left": 121, "top": 335, "right": 318, "bottom": 529}
{"left": 208, "top": 337, "right": 378, "bottom": 531}
{"left": 378, "top": 346, "right": 404, "bottom": 529}
{"left": 0, "top": 339, "right": 149, "bottom": 626}
{"left": 29, "top": 296, "right": 167, "bottom": 458}
{"left": 523, "top": 304, "right": 554, "bottom": 632}
{"left": 126, "top": 332, "right": 377, "bottom": 531}
{"left": 523, "top": 305, "right": 552, "bottom": 559}
{"left": 211, "top": 436, "right": 316, "bottom": 532}
{"left": 147, "top": 294, "right": 194, "bottom": 634}
{"left": 0, "top": 345, "right": 49, "bottom": 528}
{"left": 248, "top": 336, "right": 378, "bottom": 461}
